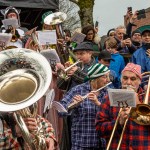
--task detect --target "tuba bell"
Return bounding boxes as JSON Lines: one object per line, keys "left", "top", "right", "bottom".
{"left": 43, "top": 12, "right": 69, "bottom": 64}
{"left": 0, "top": 48, "right": 52, "bottom": 149}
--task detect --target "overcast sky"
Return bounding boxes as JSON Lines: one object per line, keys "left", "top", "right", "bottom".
{"left": 93, "top": 0, "right": 149, "bottom": 36}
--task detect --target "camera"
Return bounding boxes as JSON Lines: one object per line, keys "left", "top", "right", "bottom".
{"left": 137, "top": 9, "right": 146, "bottom": 20}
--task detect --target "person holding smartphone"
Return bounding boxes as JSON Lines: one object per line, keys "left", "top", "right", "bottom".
{"left": 81, "top": 24, "right": 101, "bottom": 61}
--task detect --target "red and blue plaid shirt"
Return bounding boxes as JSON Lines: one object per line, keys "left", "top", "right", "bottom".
{"left": 96, "top": 87, "right": 150, "bottom": 150}
{"left": 0, "top": 115, "right": 56, "bottom": 149}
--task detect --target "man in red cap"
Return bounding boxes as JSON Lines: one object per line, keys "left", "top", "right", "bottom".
{"left": 96, "top": 63, "right": 150, "bottom": 150}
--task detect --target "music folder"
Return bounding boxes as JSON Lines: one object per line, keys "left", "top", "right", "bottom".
{"left": 71, "top": 32, "right": 86, "bottom": 44}
{"left": 0, "top": 33, "right": 12, "bottom": 46}
{"left": 52, "top": 101, "right": 68, "bottom": 113}
{"left": 44, "top": 88, "right": 67, "bottom": 113}
{"left": 108, "top": 89, "right": 136, "bottom": 108}
{"left": 2, "top": 18, "right": 19, "bottom": 29}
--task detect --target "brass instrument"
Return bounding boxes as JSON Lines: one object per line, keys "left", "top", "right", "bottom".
{"left": 6, "top": 25, "right": 18, "bottom": 43}
{"left": 58, "top": 60, "right": 81, "bottom": 81}
{"left": 11, "top": 28, "right": 18, "bottom": 42}
{"left": 44, "top": 12, "right": 67, "bottom": 26}
{"left": 25, "top": 27, "right": 43, "bottom": 52}
{"left": 136, "top": 72, "right": 150, "bottom": 115}
{"left": 44, "top": 12, "right": 68, "bottom": 64}
{"left": 68, "top": 82, "right": 112, "bottom": 110}
{"left": 0, "top": 48, "right": 52, "bottom": 149}
{"left": 130, "top": 72, "right": 150, "bottom": 125}
{"left": 0, "top": 33, "right": 17, "bottom": 50}
{"left": 107, "top": 72, "right": 150, "bottom": 150}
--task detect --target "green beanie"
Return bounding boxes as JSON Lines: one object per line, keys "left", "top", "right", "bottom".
{"left": 41, "top": 11, "right": 53, "bottom": 24}
{"left": 84, "top": 63, "right": 109, "bottom": 82}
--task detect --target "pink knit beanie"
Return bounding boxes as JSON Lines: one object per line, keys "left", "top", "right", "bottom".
{"left": 122, "top": 63, "right": 142, "bottom": 80}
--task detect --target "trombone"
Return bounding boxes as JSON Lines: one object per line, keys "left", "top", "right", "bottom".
{"left": 5, "top": 25, "right": 18, "bottom": 42}
{"left": 106, "top": 72, "right": 150, "bottom": 150}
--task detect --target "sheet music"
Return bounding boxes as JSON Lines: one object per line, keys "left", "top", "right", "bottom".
{"left": 0, "top": 118, "right": 3, "bottom": 134}
{"left": 37, "top": 30, "right": 57, "bottom": 45}
{"left": 0, "top": 33, "right": 12, "bottom": 46}
{"left": 43, "top": 89, "right": 55, "bottom": 113}
{"left": 108, "top": 89, "right": 136, "bottom": 107}
{"left": 40, "top": 49, "right": 60, "bottom": 64}
{"left": 0, "top": 118, "right": 4, "bottom": 139}
{"left": 52, "top": 101, "right": 68, "bottom": 113}
{"left": 2, "top": 18, "right": 19, "bottom": 29}
{"left": 71, "top": 32, "right": 86, "bottom": 44}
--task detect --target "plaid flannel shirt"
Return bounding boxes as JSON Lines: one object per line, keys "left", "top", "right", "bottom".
{"left": 60, "top": 81, "right": 108, "bottom": 148}
{"left": 0, "top": 115, "right": 56, "bottom": 150}
{"left": 95, "top": 87, "right": 150, "bottom": 150}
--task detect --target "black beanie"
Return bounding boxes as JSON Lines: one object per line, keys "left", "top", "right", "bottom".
{"left": 131, "top": 30, "right": 141, "bottom": 37}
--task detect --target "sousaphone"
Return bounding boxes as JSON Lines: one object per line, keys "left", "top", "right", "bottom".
{"left": 44, "top": 12, "right": 69, "bottom": 64}
{"left": 0, "top": 48, "right": 52, "bottom": 149}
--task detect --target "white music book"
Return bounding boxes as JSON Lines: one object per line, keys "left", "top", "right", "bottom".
{"left": 37, "top": 30, "right": 57, "bottom": 45}
{"left": 71, "top": 32, "right": 86, "bottom": 44}
{"left": 44, "top": 88, "right": 68, "bottom": 113}
{"left": 40, "top": 49, "right": 60, "bottom": 64}
{"left": 2, "top": 18, "right": 19, "bottom": 29}
{"left": 52, "top": 101, "right": 68, "bottom": 113}
{"left": 44, "top": 89, "right": 55, "bottom": 113}
{"left": 0, "top": 33, "right": 12, "bottom": 46}
{"left": 108, "top": 89, "right": 136, "bottom": 108}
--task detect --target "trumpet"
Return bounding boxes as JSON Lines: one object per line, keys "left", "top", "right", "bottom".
{"left": 58, "top": 60, "right": 82, "bottom": 80}
{"left": 5, "top": 25, "right": 18, "bottom": 42}
{"left": 107, "top": 72, "right": 150, "bottom": 150}
{"left": 68, "top": 82, "right": 112, "bottom": 110}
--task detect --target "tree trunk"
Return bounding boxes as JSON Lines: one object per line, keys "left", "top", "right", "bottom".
{"left": 70, "top": 0, "right": 95, "bottom": 28}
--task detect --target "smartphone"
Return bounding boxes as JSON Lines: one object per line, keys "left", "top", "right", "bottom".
{"left": 123, "top": 34, "right": 129, "bottom": 40}
{"left": 127, "top": 7, "right": 132, "bottom": 12}
{"left": 95, "top": 21, "right": 99, "bottom": 28}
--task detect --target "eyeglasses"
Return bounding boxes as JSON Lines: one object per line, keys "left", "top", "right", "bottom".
{"left": 100, "top": 75, "right": 110, "bottom": 80}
